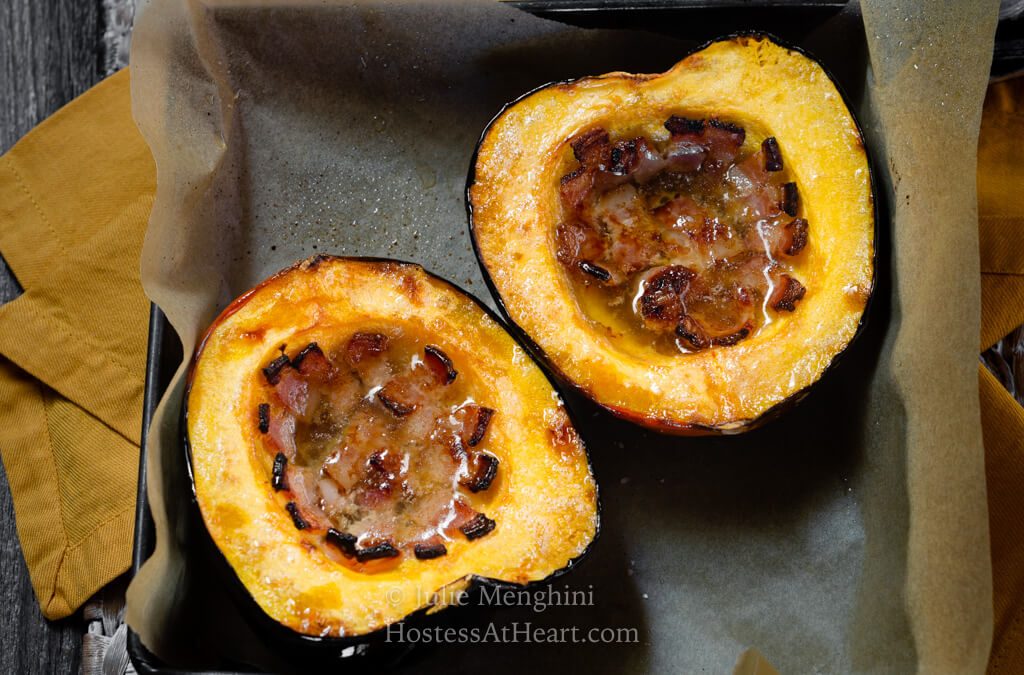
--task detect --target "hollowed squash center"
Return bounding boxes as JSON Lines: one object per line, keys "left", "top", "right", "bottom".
{"left": 254, "top": 330, "right": 499, "bottom": 571}
{"left": 555, "top": 116, "right": 809, "bottom": 354}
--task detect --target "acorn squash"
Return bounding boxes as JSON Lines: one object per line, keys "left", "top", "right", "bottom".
{"left": 185, "top": 256, "right": 598, "bottom": 642}
{"left": 468, "top": 34, "right": 874, "bottom": 434}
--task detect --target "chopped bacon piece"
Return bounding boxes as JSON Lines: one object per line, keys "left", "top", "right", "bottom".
{"left": 262, "top": 354, "right": 290, "bottom": 385}
{"left": 704, "top": 121, "right": 746, "bottom": 169}
{"left": 266, "top": 410, "right": 296, "bottom": 459}
{"left": 355, "top": 540, "right": 401, "bottom": 563}
{"left": 609, "top": 137, "right": 662, "bottom": 177}
{"left": 423, "top": 345, "right": 457, "bottom": 385}
{"left": 676, "top": 315, "right": 753, "bottom": 352}
{"left": 376, "top": 384, "right": 416, "bottom": 417}
{"left": 461, "top": 452, "right": 499, "bottom": 493}
{"left": 571, "top": 128, "right": 611, "bottom": 168}
{"left": 460, "top": 513, "right": 496, "bottom": 540}
{"left": 325, "top": 529, "right": 358, "bottom": 557}
{"left": 455, "top": 404, "right": 496, "bottom": 449}
{"left": 676, "top": 315, "right": 710, "bottom": 351}
{"left": 762, "top": 136, "right": 783, "bottom": 171}
{"left": 285, "top": 502, "right": 308, "bottom": 530}
{"left": 273, "top": 368, "right": 309, "bottom": 417}
{"left": 663, "top": 141, "right": 707, "bottom": 173}
{"left": 781, "top": 218, "right": 808, "bottom": 257}
{"left": 366, "top": 449, "right": 403, "bottom": 487}
{"left": 283, "top": 465, "right": 331, "bottom": 529}
{"left": 556, "top": 221, "right": 606, "bottom": 268}
{"left": 770, "top": 274, "right": 807, "bottom": 311}
{"left": 637, "top": 266, "right": 695, "bottom": 329}
{"left": 560, "top": 169, "right": 595, "bottom": 213}
{"left": 414, "top": 541, "right": 448, "bottom": 560}
{"left": 345, "top": 332, "right": 388, "bottom": 365}
{"left": 292, "top": 342, "right": 332, "bottom": 381}
{"left": 257, "top": 403, "right": 270, "bottom": 433}
{"left": 664, "top": 116, "right": 705, "bottom": 136}
{"left": 271, "top": 452, "right": 287, "bottom": 491}
{"left": 781, "top": 182, "right": 799, "bottom": 216}
{"left": 578, "top": 261, "right": 611, "bottom": 281}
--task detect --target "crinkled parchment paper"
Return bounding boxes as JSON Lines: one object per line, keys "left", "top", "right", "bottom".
{"left": 126, "top": 0, "right": 998, "bottom": 671}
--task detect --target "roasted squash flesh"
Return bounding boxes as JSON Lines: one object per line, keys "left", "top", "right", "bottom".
{"left": 187, "top": 257, "right": 598, "bottom": 637}
{"left": 469, "top": 35, "right": 874, "bottom": 433}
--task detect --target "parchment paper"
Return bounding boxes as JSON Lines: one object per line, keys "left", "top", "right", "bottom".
{"left": 125, "top": 1, "right": 998, "bottom": 672}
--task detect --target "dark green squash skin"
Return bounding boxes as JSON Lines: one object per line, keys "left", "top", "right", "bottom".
{"left": 181, "top": 256, "right": 601, "bottom": 666}
{"left": 465, "top": 32, "right": 879, "bottom": 435}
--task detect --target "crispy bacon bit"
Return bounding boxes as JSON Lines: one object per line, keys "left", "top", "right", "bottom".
{"left": 262, "top": 354, "right": 290, "bottom": 385}
{"left": 467, "top": 406, "right": 496, "bottom": 447}
{"left": 272, "top": 452, "right": 287, "bottom": 491}
{"left": 664, "top": 116, "right": 705, "bottom": 136}
{"left": 273, "top": 368, "right": 309, "bottom": 416}
{"left": 376, "top": 385, "right": 416, "bottom": 417}
{"left": 258, "top": 403, "right": 270, "bottom": 433}
{"left": 770, "top": 274, "right": 807, "bottom": 311}
{"left": 345, "top": 332, "right": 388, "bottom": 365}
{"left": 609, "top": 138, "right": 642, "bottom": 175}
{"left": 293, "top": 342, "right": 332, "bottom": 380}
{"left": 560, "top": 169, "right": 595, "bottom": 213}
{"left": 571, "top": 128, "right": 611, "bottom": 167}
{"left": 762, "top": 136, "right": 783, "bottom": 171}
{"left": 355, "top": 541, "right": 401, "bottom": 562}
{"left": 461, "top": 452, "right": 499, "bottom": 493}
{"left": 681, "top": 320, "right": 752, "bottom": 351}
{"left": 782, "top": 218, "right": 808, "bottom": 256}
{"left": 325, "top": 529, "right": 358, "bottom": 558}
{"left": 556, "top": 221, "right": 606, "bottom": 268}
{"left": 713, "top": 326, "right": 751, "bottom": 346}
{"left": 638, "top": 266, "right": 695, "bottom": 329}
{"left": 414, "top": 541, "right": 448, "bottom": 560}
{"left": 578, "top": 260, "right": 611, "bottom": 281}
{"left": 676, "top": 315, "right": 709, "bottom": 351}
{"left": 460, "top": 513, "right": 496, "bottom": 541}
{"left": 782, "top": 182, "right": 799, "bottom": 216}
{"left": 709, "top": 118, "right": 745, "bottom": 138}
{"left": 423, "top": 345, "right": 458, "bottom": 385}
{"left": 285, "top": 502, "right": 308, "bottom": 530}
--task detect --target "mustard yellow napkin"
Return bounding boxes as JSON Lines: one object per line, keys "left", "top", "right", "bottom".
{"left": 979, "top": 76, "right": 1024, "bottom": 673}
{"left": 0, "top": 69, "right": 152, "bottom": 619}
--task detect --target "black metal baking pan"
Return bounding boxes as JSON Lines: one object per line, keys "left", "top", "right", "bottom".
{"left": 126, "top": 1, "right": 874, "bottom": 673}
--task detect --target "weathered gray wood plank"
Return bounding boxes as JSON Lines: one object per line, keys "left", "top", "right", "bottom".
{"left": 1, "top": 0, "right": 106, "bottom": 673}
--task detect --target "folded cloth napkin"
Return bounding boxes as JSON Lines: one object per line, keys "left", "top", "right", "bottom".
{"left": 979, "top": 75, "right": 1024, "bottom": 673}
{"left": 0, "top": 65, "right": 1022, "bottom": 671}
{"left": 0, "top": 68, "right": 152, "bottom": 619}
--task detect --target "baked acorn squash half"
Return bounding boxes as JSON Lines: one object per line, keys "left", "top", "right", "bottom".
{"left": 468, "top": 34, "right": 874, "bottom": 434}
{"left": 185, "top": 256, "right": 598, "bottom": 643}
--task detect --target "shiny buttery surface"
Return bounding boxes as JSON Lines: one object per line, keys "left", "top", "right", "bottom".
{"left": 554, "top": 120, "right": 810, "bottom": 356}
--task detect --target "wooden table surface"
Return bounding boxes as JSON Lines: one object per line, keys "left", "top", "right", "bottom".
{"left": 0, "top": 1, "right": 133, "bottom": 673}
